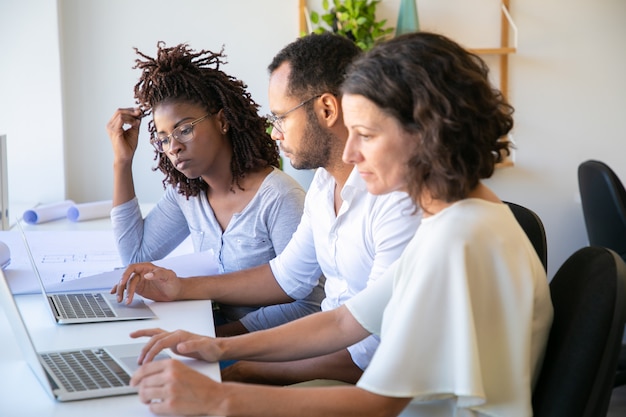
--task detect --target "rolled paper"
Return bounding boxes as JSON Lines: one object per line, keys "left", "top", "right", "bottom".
{"left": 23, "top": 200, "right": 75, "bottom": 224}
{"left": 67, "top": 200, "right": 113, "bottom": 222}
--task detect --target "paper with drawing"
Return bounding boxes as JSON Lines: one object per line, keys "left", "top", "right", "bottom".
{"left": 0, "top": 230, "right": 217, "bottom": 294}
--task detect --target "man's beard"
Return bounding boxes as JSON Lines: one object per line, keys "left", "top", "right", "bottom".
{"left": 288, "top": 107, "right": 334, "bottom": 171}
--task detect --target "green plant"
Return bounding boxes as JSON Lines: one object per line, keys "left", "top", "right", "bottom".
{"left": 310, "top": 0, "right": 394, "bottom": 50}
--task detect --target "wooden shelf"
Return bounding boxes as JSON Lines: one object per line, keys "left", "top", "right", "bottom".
{"left": 473, "top": 1, "right": 516, "bottom": 169}
{"left": 497, "top": 160, "right": 515, "bottom": 168}
{"left": 469, "top": 46, "right": 516, "bottom": 55}
{"left": 299, "top": 0, "right": 307, "bottom": 34}
{"left": 466, "top": 1, "right": 516, "bottom": 102}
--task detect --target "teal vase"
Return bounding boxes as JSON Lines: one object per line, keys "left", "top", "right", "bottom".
{"left": 396, "top": 0, "right": 420, "bottom": 36}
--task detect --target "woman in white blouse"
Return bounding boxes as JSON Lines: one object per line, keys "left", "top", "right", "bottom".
{"left": 128, "top": 32, "right": 553, "bottom": 417}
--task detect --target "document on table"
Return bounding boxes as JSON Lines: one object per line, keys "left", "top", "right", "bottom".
{"left": 0, "top": 230, "right": 218, "bottom": 294}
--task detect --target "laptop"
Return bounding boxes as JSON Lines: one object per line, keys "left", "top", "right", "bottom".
{"left": 17, "top": 221, "right": 156, "bottom": 324}
{"left": 0, "top": 268, "right": 169, "bottom": 401}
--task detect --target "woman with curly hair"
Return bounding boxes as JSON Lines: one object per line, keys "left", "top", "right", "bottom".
{"left": 106, "top": 42, "right": 320, "bottom": 337}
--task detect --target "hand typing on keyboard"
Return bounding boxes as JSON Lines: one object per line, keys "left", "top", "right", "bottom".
{"left": 130, "top": 328, "right": 220, "bottom": 365}
{"left": 111, "top": 262, "right": 182, "bottom": 304}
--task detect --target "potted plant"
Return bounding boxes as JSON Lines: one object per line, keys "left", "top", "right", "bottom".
{"left": 309, "top": 0, "right": 394, "bottom": 50}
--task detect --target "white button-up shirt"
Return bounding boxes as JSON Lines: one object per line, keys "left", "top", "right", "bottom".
{"left": 269, "top": 166, "right": 421, "bottom": 369}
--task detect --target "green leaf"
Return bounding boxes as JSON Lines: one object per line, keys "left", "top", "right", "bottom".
{"left": 310, "top": 11, "right": 319, "bottom": 24}
{"left": 322, "top": 14, "right": 335, "bottom": 26}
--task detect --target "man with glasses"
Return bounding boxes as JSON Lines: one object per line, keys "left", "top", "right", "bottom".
{"left": 115, "top": 33, "right": 421, "bottom": 385}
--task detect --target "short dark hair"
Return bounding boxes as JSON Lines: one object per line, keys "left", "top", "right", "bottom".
{"left": 133, "top": 42, "right": 279, "bottom": 197}
{"left": 268, "top": 33, "right": 361, "bottom": 99}
{"left": 342, "top": 32, "right": 514, "bottom": 205}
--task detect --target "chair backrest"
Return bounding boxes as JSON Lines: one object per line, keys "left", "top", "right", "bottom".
{"left": 532, "top": 246, "right": 626, "bottom": 417}
{"left": 504, "top": 201, "right": 548, "bottom": 271}
{"left": 578, "top": 160, "right": 626, "bottom": 261}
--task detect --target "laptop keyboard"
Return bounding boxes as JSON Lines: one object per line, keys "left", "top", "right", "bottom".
{"left": 52, "top": 293, "right": 115, "bottom": 319}
{"left": 41, "top": 348, "right": 131, "bottom": 392}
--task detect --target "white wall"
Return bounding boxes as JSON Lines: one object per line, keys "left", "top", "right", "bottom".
{"left": 1, "top": 0, "right": 625, "bottom": 279}
{"left": 0, "top": 0, "right": 65, "bottom": 206}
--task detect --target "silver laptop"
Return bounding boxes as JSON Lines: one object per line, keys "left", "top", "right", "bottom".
{"left": 0, "top": 268, "right": 169, "bottom": 401}
{"left": 18, "top": 221, "right": 156, "bottom": 324}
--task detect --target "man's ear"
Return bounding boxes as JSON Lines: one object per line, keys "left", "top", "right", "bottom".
{"left": 318, "top": 93, "right": 341, "bottom": 128}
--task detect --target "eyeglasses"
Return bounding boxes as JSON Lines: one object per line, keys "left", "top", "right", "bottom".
{"left": 150, "top": 114, "right": 211, "bottom": 153}
{"left": 266, "top": 95, "right": 321, "bottom": 134}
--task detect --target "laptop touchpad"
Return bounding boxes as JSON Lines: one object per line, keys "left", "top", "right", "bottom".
{"left": 119, "top": 352, "right": 170, "bottom": 373}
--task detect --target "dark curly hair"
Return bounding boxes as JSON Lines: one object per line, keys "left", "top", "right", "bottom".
{"left": 133, "top": 42, "right": 279, "bottom": 197}
{"left": 268, "top": 33, "right": 361, "bottom": 99}
{"left": 341, "top": 32, "right": 514, "bottom": 206}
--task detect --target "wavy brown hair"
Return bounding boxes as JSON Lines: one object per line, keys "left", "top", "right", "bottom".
{"left": 133, "top": 42, "right": 279, "bottom": 197}
{"left": 341, "top": 32, "right": 514, "bottom": 206}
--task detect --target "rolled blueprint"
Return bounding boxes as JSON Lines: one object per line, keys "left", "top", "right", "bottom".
{"left": 67, "top": 200, "right": 113, "bottom": 222}
{"left": 23, "top": 200, "right": 75, "bottom": 224}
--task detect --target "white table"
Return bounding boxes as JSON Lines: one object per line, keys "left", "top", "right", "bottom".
{"left": 0, "top": 204, "right": 220, "bottom": 416}
{"left": 0, "top": 294, "right": 221, "bottom": 417}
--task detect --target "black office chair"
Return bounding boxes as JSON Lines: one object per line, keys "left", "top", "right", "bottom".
{"left": 504, "top": 201, "right": 548, "bottom": 271}
{"left": 578, "top": 159, "right": 626, "bottom": 387}
{"left": 532, "top": 246, "right": 626, "bottom": 417}
{"left": 578, "top": 160, "right": 626, "bottom": 261}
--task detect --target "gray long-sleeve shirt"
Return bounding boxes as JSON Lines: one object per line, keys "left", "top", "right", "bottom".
{"left": 111, "top": 167, "right": 324, "bottom": 329}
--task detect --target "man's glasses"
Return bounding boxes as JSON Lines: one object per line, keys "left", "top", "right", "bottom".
{"left": 150, "top": 114, "right": 211, "bottom": 153}
{"left": 266, "top": 95, "right": 321, "bottom": 134}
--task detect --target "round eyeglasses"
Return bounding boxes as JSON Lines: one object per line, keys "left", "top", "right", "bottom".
{"left": 266, "top": 95, "right": 321, "bottom": 134}
{"left": 150, "top": 114, "right": 211, "bottom": 153}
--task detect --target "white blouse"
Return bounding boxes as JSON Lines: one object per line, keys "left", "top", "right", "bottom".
{"left": 346, "top": 199, "right": 553, "bottom": 417}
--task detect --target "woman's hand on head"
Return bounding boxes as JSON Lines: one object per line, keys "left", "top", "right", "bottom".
{"left": 107, "top": 107, "right": 143, "bottom": 165}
